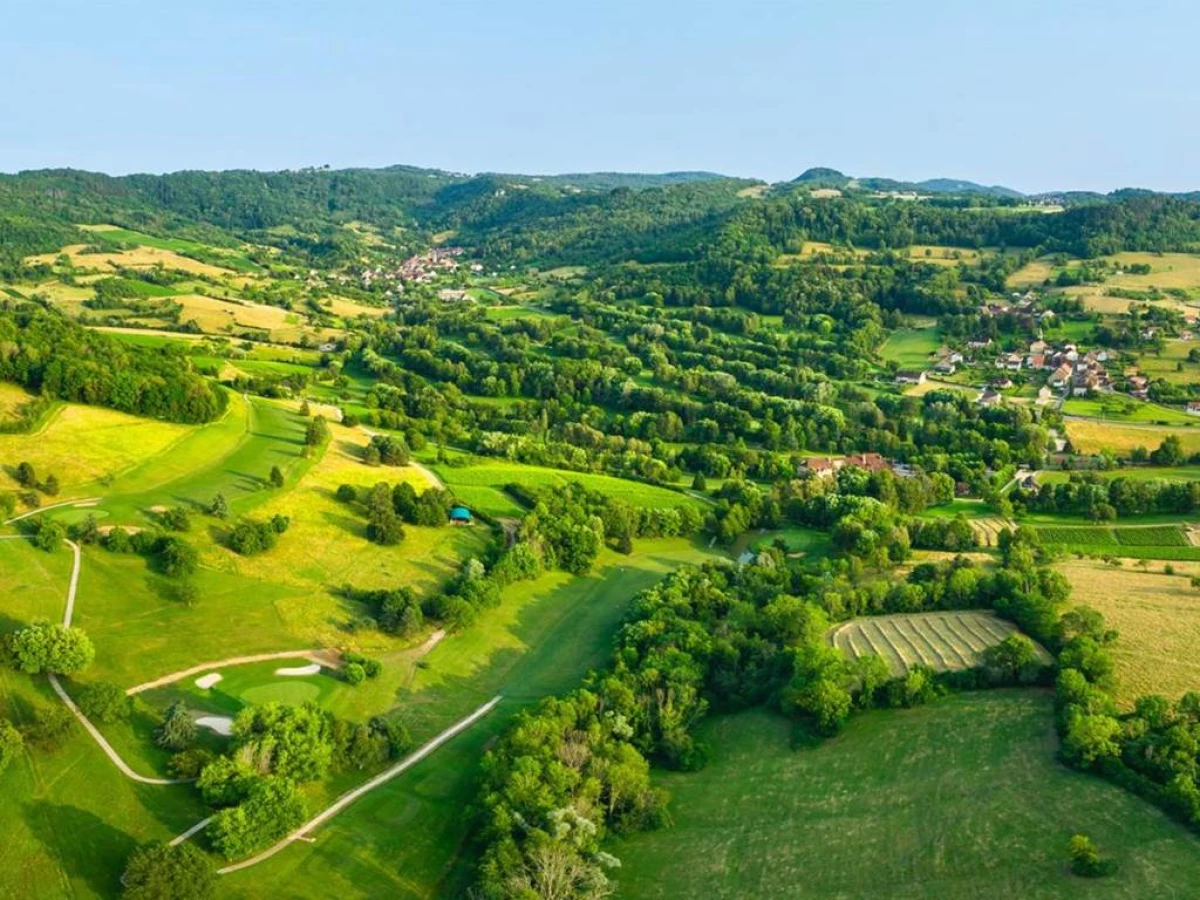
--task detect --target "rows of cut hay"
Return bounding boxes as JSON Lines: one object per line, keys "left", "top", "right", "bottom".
{"left": 831, "top": 611, "right": 1046, "bottom": 677}
{"left": 968, "top": 516, "right": 1009, "bottom": 547}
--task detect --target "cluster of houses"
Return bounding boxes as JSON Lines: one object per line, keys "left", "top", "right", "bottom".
{"left": 802, "top": 453, "right": 913, "bottom": 478}
{"left": 978, "top": 291, "right": 1058, "bottom": 328}
{"left": 350, "top": 247, "right": 480, "bottom": 292}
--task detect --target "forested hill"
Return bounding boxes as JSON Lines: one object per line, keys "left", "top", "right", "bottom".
{"left": 2, "top": 164, "right": 1200, "bottom": 274}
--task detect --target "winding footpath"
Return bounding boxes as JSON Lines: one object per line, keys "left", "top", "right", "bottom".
{"left": 3, "top": 522, "right": 502, "bottom": 873}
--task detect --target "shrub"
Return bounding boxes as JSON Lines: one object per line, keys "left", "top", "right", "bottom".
{"left": 8, "top": 622, "right": 95, "bottom": 674}
{"left": 335, "top": 484, "right": 358, "bottom": 503}
{"left": 157, "top": 701, "right": 197, "bottom": 751}
{"left": 21, "top": 704, "right": 75, "bottom": 750}
{"left": 209, "top": 776, "right": 307, "bottom": 860}
{"left": 169, "top": 748, "right": 216, "bottom": 780}
{"left": 161, "top": 507, "right": 191, "bottom": 532}
{"left": 160, "top": 537, "right": 199, "bottom": 577}
{"left": 120, "top": 842, "right": 215, "bottom": 900}
{"left": 77, "top": 681, "right": 131, "bottom": 723}
{"left": 1069, "top": 833, "right": 1116, "bottom": 877}
{"left": 0, "top": 720, "right": 23, "bottom": 773}
{"left": 343, "top": 663, "right": 366, "bottom": 685}
{"left": 33, "top": 519, "right": 65, "bottom": 552}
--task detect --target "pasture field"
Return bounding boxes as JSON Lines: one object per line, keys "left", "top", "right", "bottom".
{"left": 1059, "top": 559, "right": 1200, "bottom": 706}
{"left": 26, "top": 242, "right": 238, "bottom": 279}
{"left": 1063, "top": 419, "right": 1200, "bottom": 456}
{"left": 0, "top": 381, "right": 37, "bottom": 424}
{"left": 1007, "top": 257, "right": 1059, "bottom": 288}
{"left": 830, "top": 611, "right": 1050, "bottom": 676}
{"left": 611, "top": 693, "right": 1200, "bottom": 900}
{"left": 879, "top": 326, "right": 940, "bottom": 368}
{"left": 1039, "top": 465, "right": 1200, "bottom": 485}
{"left": 1061, "top": 397, "right": 1195, "bottom": 426}
{"left": 0, "top": 401, "right": 195, "bottom": 491}
{"left": 431, "top": 458, "right": 706, "bottom": 519}
{"left": 483, "top": 304, "right": 556, "bottom": 321}
{"left": 192, "top": 420, "right": 490, "bottom": 602}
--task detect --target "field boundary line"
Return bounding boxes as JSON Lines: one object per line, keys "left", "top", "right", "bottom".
{"left": 214, "top": 695, "right": 503, "bottom": 875}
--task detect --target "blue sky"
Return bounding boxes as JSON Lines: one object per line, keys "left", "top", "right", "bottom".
{"left": 1, "top": 0, "right": 1194, "bottom": 193}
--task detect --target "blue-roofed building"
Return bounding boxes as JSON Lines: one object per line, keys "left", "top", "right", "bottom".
{"left": 449, "top": 505, "right": 473, "bottom": 526}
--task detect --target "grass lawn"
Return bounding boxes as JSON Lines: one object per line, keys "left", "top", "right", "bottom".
{"left": 746, "top": 526, "right": 831, "bottom": 558}
{"left": 0, "top": 540, "right": 204, "bottom": 900}
{"left": 431, "top": 458, "right": 706, "bottom": 519}
{"left": 217, "top": 538, "right": 720, "bottom": 899}
{"left": 879, "top": 326, "right": 940, "bottom": 369}
{"left": 611, "top": 692, "right": 1200, "bottom": 899}
{"left": 188, "top": 420, "right": 491, "bottom": 613}
{"left": 1058, "top": 559, "right": 1200, "bottom": 707}
{"left": 93, "top": 394, "right": 312, "bottom": 522}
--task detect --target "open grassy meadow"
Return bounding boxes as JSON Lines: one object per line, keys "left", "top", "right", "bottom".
{"left": 1061, "top": 397, "right": 1196, "bottom": 426}
{"left": 431, "top": 457, "right": 706, "bottom": 519}
{"left": 1058, "top": 559, "right": 1200, "bottom": 707}
{"left": 611, "top": 692, "right": 1200, "bottom": 900}
{"left": 879, "top": 326, "right": 940, "bottom": 368}
{"left": 831, "top": 611, "right": 1051, "bottom": 676}
{"left": 1064, "top": 419, "right": 1200, "bottom": 456}
{"left": 0, "top": 402, "right": 195, "bottom": 492}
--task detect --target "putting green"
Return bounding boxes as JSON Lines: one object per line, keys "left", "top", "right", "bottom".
{"left": 240, "top": 681, "right": 322, "bottom": 706}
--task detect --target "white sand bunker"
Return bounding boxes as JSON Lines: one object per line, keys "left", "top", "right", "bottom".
{"left": 196, "top": 715, "right": 233, "bottom": 736}
{"left": 194, "top": 672, "right": 223, "bottom": 689}
{"left": 274, "top": 663, "right": 321, "bottom": 677}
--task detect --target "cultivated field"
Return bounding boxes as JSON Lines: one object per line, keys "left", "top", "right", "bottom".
{"left": 611, "top": 693, "right": 1200, "bottom": 899}
{"left": 968, "top": 515, "right": 1012, "bottom": 547}
{"left": 830, "top": 610, "right": 1050, "bottom": 676}
{"left": 1064, "top": 419, "right": 1200, "bottom": 456}
{"left": 1059, "top": 559, "right": 1200, "bottom": 706}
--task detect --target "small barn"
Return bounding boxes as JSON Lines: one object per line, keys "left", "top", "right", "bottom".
{"left": 449, "top": 506, "right": 473, "bottom": 526}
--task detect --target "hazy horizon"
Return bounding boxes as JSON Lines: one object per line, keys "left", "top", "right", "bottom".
{"left": 2, "top": 0, "right": 1197, "bottom": 194}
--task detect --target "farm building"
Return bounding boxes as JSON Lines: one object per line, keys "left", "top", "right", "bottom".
{"left": 894, "top": 370, "right": 927, "bottom": 385}
{"left": 449, "top": 505, "right": 473, "bottom": 525}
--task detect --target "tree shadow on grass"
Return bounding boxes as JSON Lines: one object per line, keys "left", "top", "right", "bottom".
{"left": 22, "top": 802, "right": 137, "bottom": 897}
